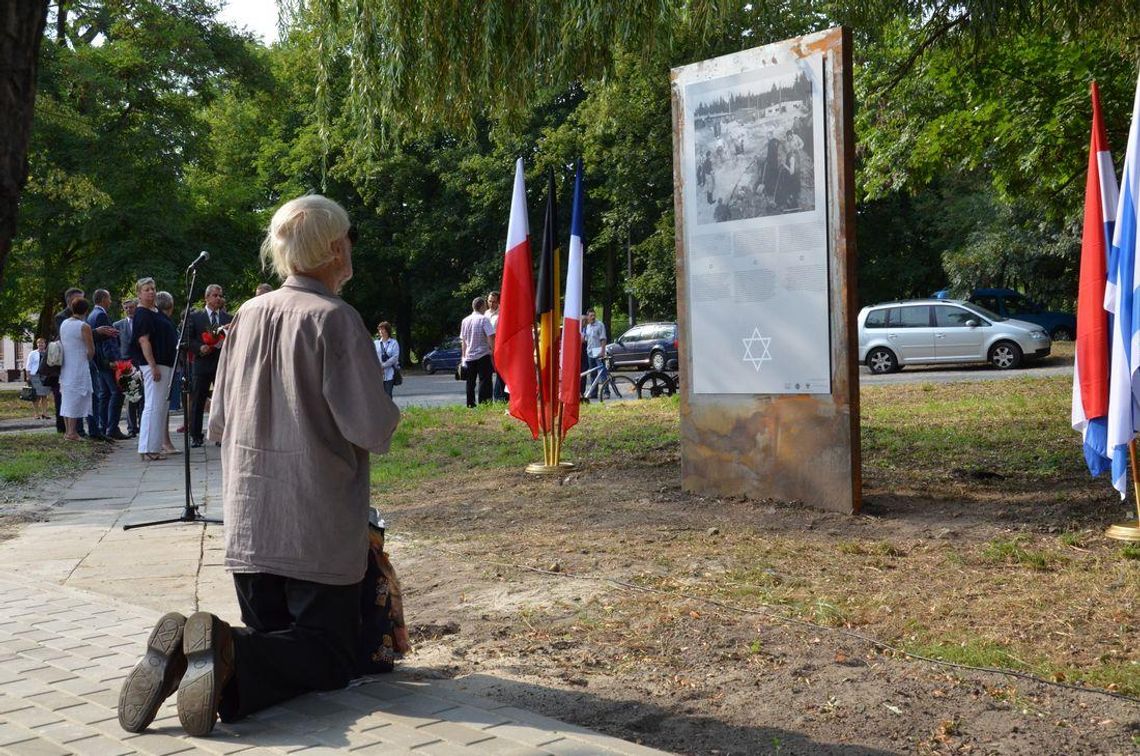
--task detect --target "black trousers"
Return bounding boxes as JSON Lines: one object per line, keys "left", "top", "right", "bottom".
{"left": 189, "top": 368, "right": 216, "bottom": 442}
{"left": 465, "top": 354, "right": 493, "bottom": 407}
{"left": 220, "top": 573, "right": 361, "bottom": 721}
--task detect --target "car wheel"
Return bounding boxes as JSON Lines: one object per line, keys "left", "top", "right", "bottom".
{"left": 1050, "top": 326, "right": 1073, "bottom": 341}
{"left": 989, "top": 341, "right": 1023, "bottom": 370}
{"left": 866, "top": 347, "right": 899, "bottom": 374}
{"left": 424, "top": 360, "right": 435, "bottom": 374}
{"left": 650, "top": 351, "right": 666, "bottom": 372}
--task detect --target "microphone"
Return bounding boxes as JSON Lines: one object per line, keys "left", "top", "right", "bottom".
{"left": 186, "top": 251, "right": 210, "bottom": 271}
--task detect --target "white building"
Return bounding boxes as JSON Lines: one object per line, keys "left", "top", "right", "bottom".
{"left": 1, "top": 337, "right": 33, "bottom": 382}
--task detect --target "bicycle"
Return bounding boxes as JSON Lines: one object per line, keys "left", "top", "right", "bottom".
{"left": 580, "top": 364, "right": 636, "bottom": 403}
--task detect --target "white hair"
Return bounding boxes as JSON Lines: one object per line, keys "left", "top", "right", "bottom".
{"left": 155, "top": 291, "right": 174, "bottom": 312}
{"left": 135, "top": 277, "right": 155, "bottom": 294}
{"left": 260, "top": 194, "right": 350, "bottom": 280}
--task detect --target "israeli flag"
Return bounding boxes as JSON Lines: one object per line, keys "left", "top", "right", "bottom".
{"left": 1105, "top": 71, "right": 1140, "bottom": 497}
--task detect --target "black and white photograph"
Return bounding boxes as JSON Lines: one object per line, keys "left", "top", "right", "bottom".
{"left": 690, "top": 66, "right": 816, "bottom": 225}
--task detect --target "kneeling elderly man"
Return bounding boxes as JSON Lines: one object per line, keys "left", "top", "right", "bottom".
{"left": 118, "top": 194, "right": 400, "bottom": 736}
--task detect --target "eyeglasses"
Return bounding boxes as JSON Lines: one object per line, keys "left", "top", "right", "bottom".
{"left": 347, "top": 225, "right": 359, "bottom": 244}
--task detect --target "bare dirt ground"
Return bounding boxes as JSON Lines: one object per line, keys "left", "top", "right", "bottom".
{"left": 385, "top": 456, "right": 1140, "bottom": 755}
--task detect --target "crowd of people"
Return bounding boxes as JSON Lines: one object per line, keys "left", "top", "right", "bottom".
{"left": 21, "top": 280, "right": 279, "bottom": 461}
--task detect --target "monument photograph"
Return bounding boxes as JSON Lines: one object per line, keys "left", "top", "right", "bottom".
{"left": 691, "top": 67, "right": 816, "bottom": 225}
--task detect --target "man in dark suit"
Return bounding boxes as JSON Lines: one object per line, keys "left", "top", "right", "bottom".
{"left": 115, "top": 299, "right": 141, "bottom": 436}
{"left": 187, "top": 284, "right": 232, "bottom": 447}
{"left": 87, "top": 289, "right": 126, "bottom": 440}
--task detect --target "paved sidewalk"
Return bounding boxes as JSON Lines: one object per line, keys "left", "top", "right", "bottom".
{"left": 0, "top": 442, "right": 667, "bottom": 755}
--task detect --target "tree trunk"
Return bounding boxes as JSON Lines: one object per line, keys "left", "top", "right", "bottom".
{"left": 0, "top": 1, "right": 50, "bottom": 290}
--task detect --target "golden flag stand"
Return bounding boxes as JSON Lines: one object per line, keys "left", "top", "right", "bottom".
{"left": 1106, "top": 439, "right": 1140, "bottom": 541}
{"left": 526, "top": 323, "right": 575, "bottom": 475}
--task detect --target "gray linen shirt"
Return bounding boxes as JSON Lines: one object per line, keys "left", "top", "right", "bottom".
{"left": 208, "top": 275, "right": 400, "bottom": 585}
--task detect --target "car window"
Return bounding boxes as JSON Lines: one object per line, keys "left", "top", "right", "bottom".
{"left": 888, "top": 306, "right": 930, "bottom": 328}
{"left": 1003, "top": 296, "right": 1035, "bottom": 316}
{"left": 864, "top": 309, "right": 887, "bottom": 328}
{"left": 973, "top": 296, "right": 1001, "bottom": 313}
{"left": 933, "top": 305, "right": 977, "bottom": 327}
{"left": 653, "top": 325, "right": 671, "bottom": 340}
{"left": 622, "top": 326, "right": 648, "bottom": 342}
{"left": 960, "top": 302, "right": 1003, "bottom": 322}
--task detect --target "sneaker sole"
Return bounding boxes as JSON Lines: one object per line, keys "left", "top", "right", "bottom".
{"left": 118, "top": 612, "right": 186, "bottom": 733}
{"left": 178, "top": 612, "right": 231, "bottom": 737}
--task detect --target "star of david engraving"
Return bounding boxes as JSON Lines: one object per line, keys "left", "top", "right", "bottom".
{"left": 742, "top": 328, "right": 772, "bottom": 372}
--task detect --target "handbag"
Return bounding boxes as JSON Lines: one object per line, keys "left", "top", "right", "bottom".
{"left": 381, "top": 341, "right": 403, "bottom": 386}
{"left": 19, "top": 385, "right": 36, "bottom": 402}
{"left": 46, "top": 340, "right": 63, "bottom": 367}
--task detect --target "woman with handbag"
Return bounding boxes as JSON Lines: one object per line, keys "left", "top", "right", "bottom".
{"left": 373, "top": 321, "right": 401, "bottom": 398}
{"left": 23, "top": 338, "right": 51, "bottom": 419}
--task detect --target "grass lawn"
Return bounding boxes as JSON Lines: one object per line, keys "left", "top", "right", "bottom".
{"left": 374, "top": 374, "right": 1140, "bottom": 697}
{"left": 0, "top": 389, "right": 35, "bottom": 422}
{"left": 0, "top": 432, "right": 109, "bottom": 485}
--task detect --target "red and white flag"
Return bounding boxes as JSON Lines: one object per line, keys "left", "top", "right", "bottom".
{"left": 559, "top": 161, "right": 585, "bottom": 436}
{"left": 1073, "top": 81, "right": 1117, "bottom": 477}
{"left": 495, "top": 159, "right": 539, "bottom": 437}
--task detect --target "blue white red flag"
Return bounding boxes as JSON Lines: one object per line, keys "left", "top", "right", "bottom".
{"left": 1105, "top": 72, "right": 1140, "bottom": 497}
{"left": 559, "top": 161, "right": 585, "bottom": 437}
{"left": 1073, "top": 82, "right": 1118, "bottom": 477}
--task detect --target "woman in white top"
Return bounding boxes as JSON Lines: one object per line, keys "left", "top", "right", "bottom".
{"left": 374, "top": 321, "right": 400, "bottom": 398}
{"left": 59, "top": 298, "right": 95, "bottom": 440}
{"left": 23, "top": 338, "right": 51, "bottom": 419}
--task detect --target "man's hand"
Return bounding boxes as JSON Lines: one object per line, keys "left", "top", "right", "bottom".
{"left": 199, "top": 344, "right": 214, "bottom": 355}
{"left": 96, "top": 325, "right": 118, "bottom": 338}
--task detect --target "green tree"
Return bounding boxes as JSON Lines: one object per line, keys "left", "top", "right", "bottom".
{"left": 3, "top": 0, "right": 265, "bottom": 338}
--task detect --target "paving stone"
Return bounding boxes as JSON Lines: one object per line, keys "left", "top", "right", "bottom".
{"left": 25, "top": 689, "right": 88, "bottom": 712}
{"left": 482, "top": 723, "right": 573, "bottom": 749}
{"left": 0, "top": 736, "right": 72, "bottom": 755}
{"left": 417, "top": 720, "right": 499, "bottom": 747}
{"left": 0, "top": 722, "right": 38, "bottom": 747}
{"left": 3, "top": 703, "right": 66, "bottom": 728}
{"left": 33, "top": 718, "right": 100, "bottom": 744}
{"left": 436, "top": 703, "right": 515, "bottom": 730}
{"left": 62, "top": 733, "right": 137, "bottom": 755}
{"left": 345, "top": 742, "right": 415, "bottom": 755}
{"left": 118, "top": 730, "right": 198, "bottom": 755}
{"left": 304, "top": 724, "right": 386, "bottom": 750}
{"left": 358, "top": 722, "right": 443, "bottom": 750}
{"left": 278, "top": 695, "right": 352, "bottom": 719}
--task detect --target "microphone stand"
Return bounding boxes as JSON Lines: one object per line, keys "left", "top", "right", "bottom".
{"left": 124, "top": 262, "right": 222, "bottom": 530}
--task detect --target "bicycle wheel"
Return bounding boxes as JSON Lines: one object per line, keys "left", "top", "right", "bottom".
{"left": 607, "top": 376, "right": 636, "bottom": 400}
{"left": 635, "top": 371, "right": 676, "bottom": 399}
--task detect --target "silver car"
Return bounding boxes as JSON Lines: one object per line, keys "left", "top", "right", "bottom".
{"left": 857, "top": 298, "right": 1051, "bottom": 374}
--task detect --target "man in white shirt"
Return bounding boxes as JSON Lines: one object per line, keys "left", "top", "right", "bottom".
{"left": 485, "top": 290, "right": 506, "bottom": 401}
{"left": 460, "top": 296, "right": 495, "bottom": 407}
{"left": 582, "top": 309, "right": 608, "bottom": 399}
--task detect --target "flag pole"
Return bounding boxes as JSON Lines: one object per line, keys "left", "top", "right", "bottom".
{"left": 527, "top": 322, "right": 555, "bottom": 473}
{"left": 1108, "top": 439, "right": 1140, "bottom": 541}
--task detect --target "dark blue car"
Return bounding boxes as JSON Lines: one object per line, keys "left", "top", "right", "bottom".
{"left": 933, "top": 288, "right": 1075, "bottom": 341}
{"left": 422, "top": 337, "right": 461, "bottom": 374}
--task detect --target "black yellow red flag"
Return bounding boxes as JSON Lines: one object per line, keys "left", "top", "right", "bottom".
{"left": 535, "top": 170, "right": 560, "bottom": 432}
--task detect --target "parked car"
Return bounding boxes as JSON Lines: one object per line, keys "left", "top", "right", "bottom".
{"left": 932, "top": 287, "right": 1075, "bottom": 341}
{"left": 858, "top": 299, "right": 1051, "bottom": 374}
{"left": 605, "top": 322, "right": 679, "bottom": 372}
{"left": 422, "top": 337, "right": 461, "bottom": 374}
